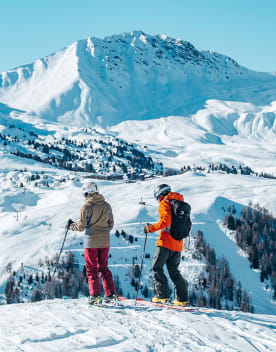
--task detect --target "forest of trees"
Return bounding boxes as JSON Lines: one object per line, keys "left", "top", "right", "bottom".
{"left": 5, "top": 252, "right": 91, "bottom": 304}
{"left": 190, "top": 230, "right": 253, "bottom": 312}
{"left": 1, "top": 124, "right": 162, "bottom": 178}
{"left": 224, "top": 204, "right": 276, "bottom": 298}
{"left": 5, "top": 219, "right": 268, "bottom": 312}
{"left": 179, "top": 163, "right": 276, "bottom": 180}
{"left": 4, "top": 247, "right": 149, "bottom": 305}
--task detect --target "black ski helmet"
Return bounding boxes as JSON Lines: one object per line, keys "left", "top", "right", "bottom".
{"left": 154, "top": 184, "right": 171, "bottom": 200}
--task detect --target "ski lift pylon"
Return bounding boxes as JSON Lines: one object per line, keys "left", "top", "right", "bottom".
{"left": 139, "top": 197, "right": 146, "bottom": 206}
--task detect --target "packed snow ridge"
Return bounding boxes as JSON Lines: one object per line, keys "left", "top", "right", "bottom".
{"left": 1, "top": 31, "right": 276, "bottom": 126}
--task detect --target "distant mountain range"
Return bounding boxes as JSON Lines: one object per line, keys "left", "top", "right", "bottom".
{"left": 1, "top": 31, "right": 276, "bottom": 127}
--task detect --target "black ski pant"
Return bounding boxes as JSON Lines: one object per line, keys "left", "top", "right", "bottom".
{"left": 152, "top": 246, "right": 188, "bottom": 301}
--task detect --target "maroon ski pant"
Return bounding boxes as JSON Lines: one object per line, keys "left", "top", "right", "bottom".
{"left": 84, "top": 247, "right": 116, "bottom": 297}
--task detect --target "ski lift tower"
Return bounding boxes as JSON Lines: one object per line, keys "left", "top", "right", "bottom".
{"left": 139, "top": 197, "right": 146, "bottom": 206}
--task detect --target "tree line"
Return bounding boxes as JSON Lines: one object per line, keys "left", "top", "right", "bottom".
{"left": 224, "top": 204, "right": 276, "bottom": 298}
{"left": 190, "top": 230, "right": 253, "bottom": 312}
{"left": 5, "top": 253, "right": 89, "bottom": 303}
{"left": 178, "top": 163, "right": 276, "bottom": 179}
{"left": 1, "top": 127, "right": 163, "bottom": 178}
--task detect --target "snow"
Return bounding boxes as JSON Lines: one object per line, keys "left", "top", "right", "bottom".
{"left": 0, "top": 43, "right": 79, "bottom": 118}
{"left": 194, "top": 196, "right": 275, "bottom": 314}
{"left": 139, "top": 34, "right": 147, "bottom": 44}
{"left": 1, "top": 140, "right": 276, "bottom": 351}
{"left": 0, "top": 30, "right": 276, "bottom": 351}
{"left": 110, "top": 100, "right": 276, "bottom": 173}
{"left": 1, "top": 31, "right": 276, "bottom": 127}
{"left": 1, "top": 168, "right": 276, "bottom": 312}
{"left": 1, "top": 298, "right": 276, "bottom": 352}
{"left": 86, "top": 38, "right": 95, "bottom": 58}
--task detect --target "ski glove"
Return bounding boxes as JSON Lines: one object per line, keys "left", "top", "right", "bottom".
{"left": 66, "top": 219, "right": 74, "bottom": 229}
{"left": 144, "top": 223, "right": 151, "bottom": 234}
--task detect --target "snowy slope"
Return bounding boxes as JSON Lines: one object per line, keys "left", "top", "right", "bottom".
{"left": 2, "top": 96, "right": 276, "bottom": 176}
{"left": 1, "top": 31, "right": 276, "bottom": 126}
{"left": 1, "top": 30, "right": 276, "bottom": 176}
{"left": 1, "top": 147, "right": 276, "bottom": 350}
{"left": 1, "top": 156, "right": 276, "bottom": 313}
{"left": 1, "top": 92, "right": 276, "bottom": 316}
{"left": 0, "top": 107, "right": 162, "bottom": 177}
{"left": 1, "top": 297, "right": 276, "bottom": 352}
{"left": 1, "top": 29, "right": 276, "bottom": 352}
{"left": 110, "top": 99, "right": 276, "bottom": 172}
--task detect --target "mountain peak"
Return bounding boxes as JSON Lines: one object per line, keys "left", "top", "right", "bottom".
{"left": 0, "top": 31, "right": 276, "bottom": 127}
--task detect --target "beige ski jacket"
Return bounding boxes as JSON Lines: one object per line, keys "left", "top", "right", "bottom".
{"left": 71, "top": 192, "right": 114, "bottom": 248}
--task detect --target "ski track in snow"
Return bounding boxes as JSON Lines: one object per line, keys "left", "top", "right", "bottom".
{"left": 0, "top": 298, "right": 276, "bottom": 352}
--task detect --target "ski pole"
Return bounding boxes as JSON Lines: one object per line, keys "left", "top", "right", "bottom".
{"left": 135, "top": 231, "right": 148, "bottom": 304}
{"left": 53, "top": 226, "right": 69, "bottom": 278}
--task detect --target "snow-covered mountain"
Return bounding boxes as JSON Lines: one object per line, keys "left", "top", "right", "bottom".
{"left": 1, "top": 30, "right": 276, "bottom": 174}
{"left": 1, "top": 31, "right": 276, "bottom": 351}
{"left": 1, "top": 31, "right": 276, "bottom": 127}
{"left": 111, "top": 99, "right": 276, "bottom": 172}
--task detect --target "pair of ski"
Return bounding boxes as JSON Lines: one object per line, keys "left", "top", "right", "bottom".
{"left": 118, "top": 296, "right": 214, "bottom": 312}
{"left": 90, "top": 295, "right": 213, "bottom": 313}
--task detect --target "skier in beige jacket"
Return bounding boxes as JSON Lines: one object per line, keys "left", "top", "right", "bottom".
{"left": 67, "top": 181, "right": 116, "bottom": 304}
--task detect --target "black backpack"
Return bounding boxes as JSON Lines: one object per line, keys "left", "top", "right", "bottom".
{"left": 169, "top": 199, "right": 191, "bottom": 241}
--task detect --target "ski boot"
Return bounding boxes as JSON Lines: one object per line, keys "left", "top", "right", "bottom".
{"left": 88, "top": 295, "right": 103, "bottom": 305}
{"left": 151, "top": 296, "right": 170, "bottom": 304}
{"left": 172, "top": 298, "right": 188, "bottom": 306}
{"left": 103, "top": 294, "right": 118, "bottom": 304}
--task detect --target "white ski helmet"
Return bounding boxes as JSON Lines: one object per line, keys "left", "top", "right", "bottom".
{"left": 82, "top": 181, "right": 98, "bottom": 196}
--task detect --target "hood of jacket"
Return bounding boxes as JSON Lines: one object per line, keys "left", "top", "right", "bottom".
{"left": 85, "top": 192, "right": 105, "bottom": 205}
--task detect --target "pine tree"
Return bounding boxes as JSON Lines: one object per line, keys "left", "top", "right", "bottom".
{"left": 134, "top": 264, "right": 140, "bottom": 279}
{"left": 235, "top": 281, "right": 242, "bottom": 307}
{"left": 62, "top": 274, "right": 69, "bottom": 297}
{"left": 196, "top": 288, "right": 205, "bottom": 307}
{"left": 6, "top": 263, "right": 12, "bottom": 274}
{"left": 13, "top": 287, "right": 20, "bottom": 303}
{"left": 189, "top": 287, "right": 197, "bottom": 306}
{"left": 5, "top": 277, "right": 15, "bottom": 304}
{"left": 28, "top": 274, "right": 33, "bottom": 285}
{"left": 249, "top": 244, "right": 259, "bottom": 269}
{"left": 114, "top": 274, "right": 123, "bottom": 295}
{"left": 240, "top": 290, "right": 250, "bottom": 312}
{"left": 31, "top": 288, "right": 43, "bottom": 302}
{"left": 66, "top": 251, "right": 74, "bottom": 271}
{"left": 35, "top": 272, "right": 40, "bottom": 282}
{"left": 142, "top": 285, "right": 149, "bottom": 298}
{"left": 46, "top": 272, "right": 52, "bottom": 282}
{"left": 227, "top": 214, "right": 236, "bottom": 230}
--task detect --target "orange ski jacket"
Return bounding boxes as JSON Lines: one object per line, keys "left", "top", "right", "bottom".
{"left": 148, "top": 192, "right": 187, "bottom": 252}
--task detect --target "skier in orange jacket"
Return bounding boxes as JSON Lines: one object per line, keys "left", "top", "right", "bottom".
{"left": 144, "top": 184, "right": 189, "bottom": 306}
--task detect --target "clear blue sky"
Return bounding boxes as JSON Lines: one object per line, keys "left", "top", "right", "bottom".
{"left": 0, "top": 0, "right": 275, "bottom": 73}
